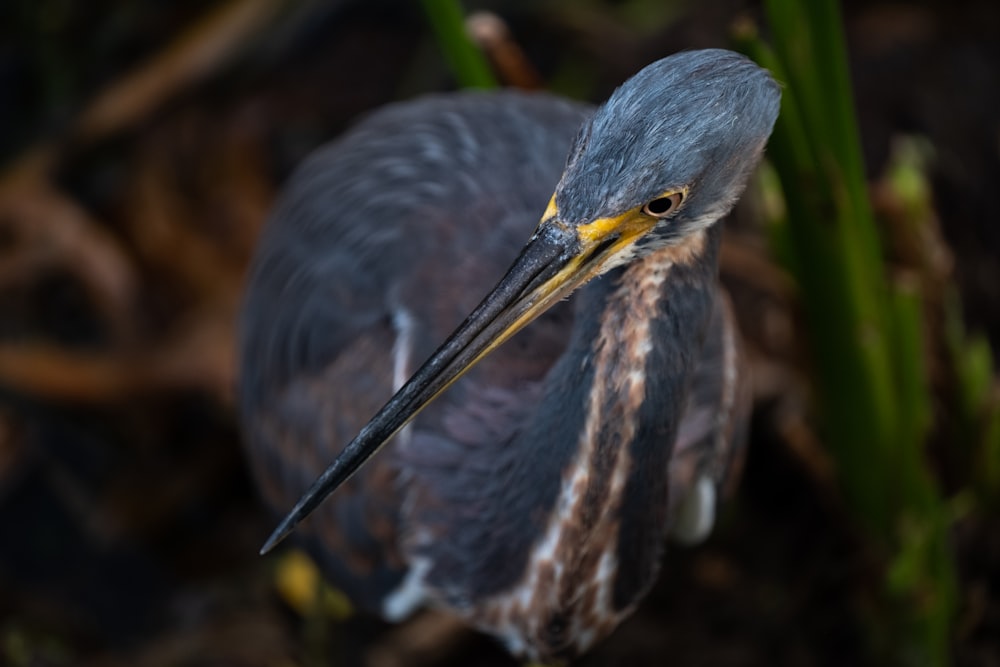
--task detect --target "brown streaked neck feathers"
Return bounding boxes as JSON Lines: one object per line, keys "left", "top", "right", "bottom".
{"left": 411, "top": 224, "right": 722, "bottom": 657}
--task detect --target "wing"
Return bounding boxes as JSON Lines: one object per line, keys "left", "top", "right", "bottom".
{"left": 239, "top": 136, "right": 414, "bottom": 607}
{"left": 667, "top": 288, "right": 751, "bottom": 544}
{"left": 238, "top": 91, "right": 591, "bottom": 612}
{"left": 243, "top": 319, "right": 408, "bottom": 609}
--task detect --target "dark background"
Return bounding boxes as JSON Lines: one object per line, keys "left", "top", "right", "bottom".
{"left": 0, "top": 0, "right": 997, "bottom": 665}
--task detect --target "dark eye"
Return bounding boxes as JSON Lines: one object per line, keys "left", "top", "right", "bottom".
{"left": 641, "top": 192, "right": 684, "bottom": 218}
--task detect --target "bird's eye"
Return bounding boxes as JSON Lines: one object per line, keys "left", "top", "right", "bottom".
{"left": 641, "top": 192, "right": 684, "bottom": 218}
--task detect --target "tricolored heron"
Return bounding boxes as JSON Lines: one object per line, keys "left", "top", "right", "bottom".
{"left": 239, "top": 49, "right": 780, "bottom": 660}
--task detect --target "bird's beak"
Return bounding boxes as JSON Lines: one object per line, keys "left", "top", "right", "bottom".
{"left": 260, "top": 196, "right": 657, "bottom": 554}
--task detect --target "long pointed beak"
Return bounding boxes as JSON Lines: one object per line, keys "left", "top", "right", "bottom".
{"left": 260, "top": 204, "right": 654, "bottom": 554}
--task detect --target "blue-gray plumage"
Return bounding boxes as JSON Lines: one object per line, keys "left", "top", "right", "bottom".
{"left": 239, "top": 49, "right": 779, "bottom": 660}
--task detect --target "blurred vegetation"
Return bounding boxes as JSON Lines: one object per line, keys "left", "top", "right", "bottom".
{"left": 730, "top": 0, "right": 999, "bottom": 665}
{"left": 420, "top": 0, "right": 498, "bottom": 89}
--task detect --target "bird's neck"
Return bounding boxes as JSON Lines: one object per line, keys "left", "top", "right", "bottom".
{"left": 531, "top": 223, "right": 720, "bottom": 605}
{"left": 442, "top": 224, "right": 722, "bottom": 655}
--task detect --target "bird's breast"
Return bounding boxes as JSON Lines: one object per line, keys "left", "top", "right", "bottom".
{"left": 436, "top": 231, "right": 715, "bottom": 659}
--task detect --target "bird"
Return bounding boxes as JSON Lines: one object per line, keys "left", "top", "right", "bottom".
{"left": 238, "top": 48, "right": 780, "bottom": 661}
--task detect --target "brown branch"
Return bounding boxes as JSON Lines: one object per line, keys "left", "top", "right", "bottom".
{"left": 466, "top": 11, "right": 544, "bottom": 89}
{"left": 0, "top": 150, "right": 139, "bottom": 343}
{"left": 0, "top": 301, "right": 236, "bottom": 405}
{"left": 73, "top": 0, "right": 286, "bottom": 144}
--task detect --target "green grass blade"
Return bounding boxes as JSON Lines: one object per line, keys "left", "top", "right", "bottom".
{"left": 419, "top": 0, "right": 498, "bottom": 89}
{"left": 737, "top": 1, "right": 957, "bottom": 664}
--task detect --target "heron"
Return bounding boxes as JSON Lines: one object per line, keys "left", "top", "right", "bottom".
{"left": 239, "top": 48, "right": 780, "bottom": 660}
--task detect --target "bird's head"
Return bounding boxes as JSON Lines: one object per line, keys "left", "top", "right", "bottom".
{"left": 540, "top": 48, "right": 781, "bottom": 281}
{"left": 261, "top": 49, "right": 780, "bottom": 554}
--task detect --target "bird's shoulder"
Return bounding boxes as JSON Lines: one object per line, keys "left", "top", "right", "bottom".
{"left": 240, "top": 90, "right": 590, "bottom": 406}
